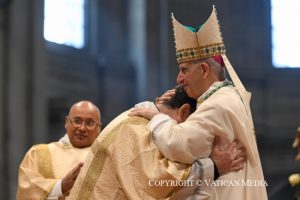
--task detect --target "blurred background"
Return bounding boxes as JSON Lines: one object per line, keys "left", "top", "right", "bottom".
{"left": 0, "top": 0, "right": 300, "bottom": 199}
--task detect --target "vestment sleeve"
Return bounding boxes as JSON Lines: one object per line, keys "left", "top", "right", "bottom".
{"left": 171, "top": 158, "right": 214, "bottom": 200}
{"left": 149, "top": 103, "right": 221, "bottom": 164}
{"left": 47, "top": 180, "right": 63, "bottom": 199}
{"left": 17, "top": 145, "right": 59, "bottom": 200}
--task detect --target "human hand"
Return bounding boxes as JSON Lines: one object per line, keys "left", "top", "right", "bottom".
{"left": 210, "top": 137, "right": 247, "bottom": 176}
{"left": 61, "top": 162, "right": 84, "bottom": 196}
{"left": 129, "top": 107, "right": 159, "bottom": 120}
{"left": 155, "top": 89, "right": 175, "bottom": 104}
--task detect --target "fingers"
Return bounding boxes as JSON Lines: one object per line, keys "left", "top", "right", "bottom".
{"left": 232, "top": 157, "right": 246, "bottom": 169}
{"left": 232, "top": 155, "right": 247, "bottom": 166}
{"left": 62, "top": 162, "right": 84, "bottom": 195}
{"left": 237, "top": 147, "right": 246, "bottom": 157}
{"left": 72, "top": 166, "right": 82, "bottom": 179}
{"left": 227, "top": 139, "right": 238, "bottom": 152}
{"left": 232, "top": 147, "right": 246, "bottom": 160}
{"left": 128, "top": 108, "right": 148, "bottom": 117}
{"left": 128, "top": 108, "right": 158, "bottom": 120}
{"left": 163, "top": 89, "right": 176, "bottom": 97}
{"left": 213, "top": 137, "right": 248, "bottom": 174}
{"left": 71, "top": 162, "right": 84, "bottom": 175}
{"left": 156, "top": 89, "right": 175, "bottom": 103}
{"left": 67, "top": 162, "right": 83, "bottom": 182}
{"left": 231, "top": 163, "right": 244, "bottom": 171}
{"left": 231, "top": 152, "right": 247, "bottom": 172}
{"left": 128, "top": 108, "right": 142, "bottom": 116}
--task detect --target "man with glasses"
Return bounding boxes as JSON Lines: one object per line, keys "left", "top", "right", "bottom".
{"left": 17, "top": 100, "right": 102, "bottom": 200}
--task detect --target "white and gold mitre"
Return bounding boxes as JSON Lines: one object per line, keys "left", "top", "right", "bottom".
{"left": 172, "top": 5, "right": 225, "bottom": 64}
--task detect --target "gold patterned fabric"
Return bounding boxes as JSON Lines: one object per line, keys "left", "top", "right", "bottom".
{"left": 68, "top": 110, "right": 191, "bottom": 200}
{"left": 176, "top": 43, "right": 226, "bottom": 64}
{"left": 17, "top": 139, "right": 90, "bottom": 200}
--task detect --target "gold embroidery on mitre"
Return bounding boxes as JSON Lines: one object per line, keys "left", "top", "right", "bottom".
{"left": 176, "top": 42, "right": 225, "bottom": 64}
{"left": 172, "top": 5, "right": 225, "bottom": 64}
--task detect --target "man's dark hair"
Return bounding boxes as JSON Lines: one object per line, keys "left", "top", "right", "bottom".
{"left": 163, "top": 85, "right": 197, "bottom": 113}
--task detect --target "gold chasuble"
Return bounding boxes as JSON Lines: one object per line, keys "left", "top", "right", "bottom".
{"left": 17, "top": 138, "right": 90, "bottom": 200}
{"left": 67, "top": 110, "right": 191, "bottom": 200}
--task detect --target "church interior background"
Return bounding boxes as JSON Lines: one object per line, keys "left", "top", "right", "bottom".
{"left": 0, "top": 0, "right": 300, "bottom": 199}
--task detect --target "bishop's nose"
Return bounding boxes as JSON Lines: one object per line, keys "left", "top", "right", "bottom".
{"left": 176, "top": 73, "right": 184, "bottom": 84}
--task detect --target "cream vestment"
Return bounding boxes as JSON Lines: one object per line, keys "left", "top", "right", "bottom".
{"left": 149, "top": 82, "right": 268, "bottom": 200}
{"left": 17, "top": 135, "right": 90, "bottom": 200}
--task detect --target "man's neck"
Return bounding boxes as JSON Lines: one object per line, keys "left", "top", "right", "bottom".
{"left": 59, "top": 134, "right": 71, "bottom": 145}
{"left": 197, "top": 78, "right": 220, "bottom": 99}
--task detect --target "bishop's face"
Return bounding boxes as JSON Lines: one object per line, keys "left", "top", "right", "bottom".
{"left": 177, "top": 61, "right": 206, "bottom": 100}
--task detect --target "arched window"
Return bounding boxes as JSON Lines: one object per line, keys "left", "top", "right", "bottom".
{"left": 43, "top": 0, "right": 86, "bottom": 49}
{"left": 271, "top": 0, "right": 300, "bottom": 68}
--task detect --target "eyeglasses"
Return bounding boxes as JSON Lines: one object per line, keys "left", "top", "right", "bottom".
{"left": 68, "top": 117, "right": 100, "bottom": 130}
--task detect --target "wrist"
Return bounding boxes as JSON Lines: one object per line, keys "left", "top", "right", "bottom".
{"left": 211, "top": 158, "right": 220, "bottom": 180}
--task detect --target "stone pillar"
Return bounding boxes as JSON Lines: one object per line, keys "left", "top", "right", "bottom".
{"left": 6, "top": 0, "right": 46, "bottom": 198}
{"left": 0, "top": 6, "right": 8, "bottom": 200}
{"left": 128, "top": 0, "right": 146, "bottom": 101}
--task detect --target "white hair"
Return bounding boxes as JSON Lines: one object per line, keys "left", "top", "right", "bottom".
{"left": 191, "top": 58, "right": 226, "bottom": 81}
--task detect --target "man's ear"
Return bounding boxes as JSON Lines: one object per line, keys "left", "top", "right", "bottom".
{"left": 64, "top": 116, "right": 68, "bottom": 129}
{"left": 178, "top": 103, "right": 191, "bottom": 122}
{"left": 200, "top": 62, "right": 210, "bottom": 79}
